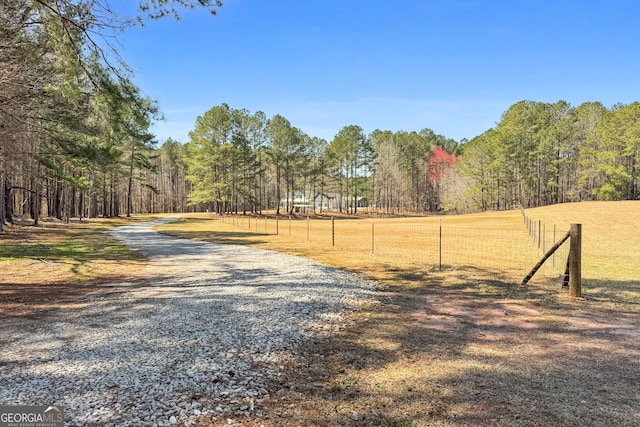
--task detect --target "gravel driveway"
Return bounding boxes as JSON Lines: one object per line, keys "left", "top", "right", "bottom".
{"left": 0, "top": 218, "right": 377, "bottom": 426}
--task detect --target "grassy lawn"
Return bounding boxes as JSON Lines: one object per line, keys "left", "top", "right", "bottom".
{"left": 0, "top": 216, "right": 154, "bottom": 318}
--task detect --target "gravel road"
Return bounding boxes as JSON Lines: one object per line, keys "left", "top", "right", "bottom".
{"left": 0, "top": 217, "right": 377, "bottom": 426}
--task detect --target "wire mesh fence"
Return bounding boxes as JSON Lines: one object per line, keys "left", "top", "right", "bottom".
{"left": 217, "top": 212, "right": 571, "bottom": 285}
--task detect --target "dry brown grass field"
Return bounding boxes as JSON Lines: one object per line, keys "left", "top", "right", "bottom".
{"left": 160, "top": 201, "right": 639, "bottom": 306}
{"left": 157, "top": 201, "right": 640, "bottom": 426}
{"left": 1, "top": 202, "right": 638, "bottom": 426}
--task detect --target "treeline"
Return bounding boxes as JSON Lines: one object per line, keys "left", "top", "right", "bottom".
{"left": 182, "top": 100, "right": 640, "bottom": 216}
{"left": 0, "top": 0, "right": 220, "bottom": 232}
{"left": 182, "top": 104, "right": 460, "bottom": 215}
{"left": 445, "top": 100, "right": 640, "bottom": 213}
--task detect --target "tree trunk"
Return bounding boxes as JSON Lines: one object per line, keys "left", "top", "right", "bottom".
{"left": 78, "top": 191, "right": 84, "bottom": 221}
{"left": 70, "top": 184, "right": 76, "bottom": 218}
{"left": 5, "top": 178, "right": 14, "bottom": 223}
{"left": 127, "top": 174, "right": 133, "bottom": 217}
{"left": 55, "top": 180, "right": 63, "bottom": 220}
{"left": 113, "top": 175, "right": 120, "bottom": 217}
{"left": 353, "top": 162, "right": 358, "bottom": 215}
{"left": 0, "top": 172, "right": 5, "bottom": 232}
{"left": 63, "top": 182, "right": 70, "bottom": 224}
{"left": 103, "top": 175, "right": 109, "bottom": 217}
{"left": 275, "top": 163, "right": 281, "bottom": 215}
{"left": 32, "top": 177, "right": 40, "bottom": 227}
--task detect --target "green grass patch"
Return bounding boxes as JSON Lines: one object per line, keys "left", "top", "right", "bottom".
{"left": 0, "top": 217, "right": 150, "bottom": 289}
{"left": 0, "top": 230, "right": 140, "bottom": 262}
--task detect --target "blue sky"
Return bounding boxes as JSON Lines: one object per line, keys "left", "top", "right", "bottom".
{"left": 114, "top": 0, "right": 640, "bottom": 144}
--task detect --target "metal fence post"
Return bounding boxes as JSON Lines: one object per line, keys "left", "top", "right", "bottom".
{"left": 331, "top": 216, "right": 335, "bottom": 246}
{"left": 439, "top": 219, "right": 442, "bottom": 270}
{"left": 371, "top": 218, "right": 375, "bottom": 254}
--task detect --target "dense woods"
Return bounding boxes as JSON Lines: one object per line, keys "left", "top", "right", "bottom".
{"left": 2, "top": 3, "right": 639, "bottom": 231}
{"left": 181, "top": 104, "right": 462, "bottom": 215}
{"left": 0, "top": 0, "right": 219, "bottom": 232}
{"left": 446, "top": 101, "right": 640, "bottom": 212}
{"left": 177, "top": 100, "right": 640, "bottom": 216}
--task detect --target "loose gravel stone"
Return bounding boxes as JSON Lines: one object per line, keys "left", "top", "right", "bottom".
{"left": 0, "top": 217, "right": 377, "bottom": 425}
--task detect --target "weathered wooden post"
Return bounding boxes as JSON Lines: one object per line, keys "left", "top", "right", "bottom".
{"left": 522, "top": 229, "right": 571, "bottom": 286}
{"left": 569, "top": 223, "right": 582, "bottom": 297}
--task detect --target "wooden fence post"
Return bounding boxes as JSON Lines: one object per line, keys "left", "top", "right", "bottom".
{"left": 521, "top": 230, "right": 571, "bottom": 286}
{"left": 569, "top": 223, "right": 582, "bottom": 297}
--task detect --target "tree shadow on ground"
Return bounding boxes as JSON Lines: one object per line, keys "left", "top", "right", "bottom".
{"left": 2, "top": 259, "right": 638, "bottom": 426}
{"left": 0, "top": 274, "right": 151, "bottom": 320}
{"left": 255, "top": 266, "right": 640, "bottom": 427}
{"left": 160, "top": 230, "right": 270, "bottom": 247}
{"left": 580, "top": 278, "right": 640, "bottom": 312}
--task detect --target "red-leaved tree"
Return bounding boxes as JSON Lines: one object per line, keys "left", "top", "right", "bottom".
{"left": 428, "top": 148, "right": 457, "bottom": 183}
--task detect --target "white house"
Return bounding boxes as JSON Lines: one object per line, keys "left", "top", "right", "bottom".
{"left": 279, "top": 192, "right": 369, "bottom": 213}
